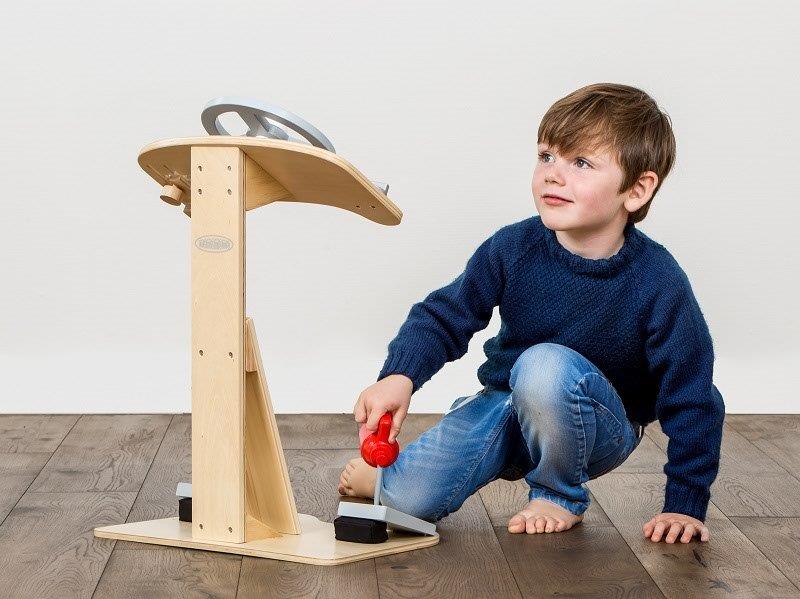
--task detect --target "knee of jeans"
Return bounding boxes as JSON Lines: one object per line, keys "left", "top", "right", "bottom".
{"left": 510, "top": 343, "right": 572, "bottom": 416}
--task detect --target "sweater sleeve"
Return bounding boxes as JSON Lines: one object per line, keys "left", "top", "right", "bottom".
{"left": 644, "top": 266, "right": 725, "bottom": 522}
{"left": 377, "top": 232, "right": 504, "bottom": 394}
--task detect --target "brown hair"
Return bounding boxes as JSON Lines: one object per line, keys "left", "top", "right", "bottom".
{"left": 537, "top": 83, "right": 676, "bottom": 224}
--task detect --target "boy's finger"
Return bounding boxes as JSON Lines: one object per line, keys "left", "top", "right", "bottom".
{"left": 680, "top": 524, "right": 695, "bottom": 543}
{"left": 388, "top": 410, "right": 406, "bottom": 444}
{"left": 365, "top": 407, "right": 383, "bottom": 432}
{"left": 700, "top": 526, "right": 710, "bottom": 541}
{"left": 665, "top": 522, "right": 682, "bottom": 543}
{"left": 354, "top": 397, "right": 366, "bottom": 423}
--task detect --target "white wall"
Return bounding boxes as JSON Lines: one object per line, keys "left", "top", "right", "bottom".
{"left": 1, "top": 1, "right": 796, "bottom": 414}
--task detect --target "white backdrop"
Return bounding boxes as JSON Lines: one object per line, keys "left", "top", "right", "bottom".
{"left": 0, "top": 1, "right": 797, "bottom": 414}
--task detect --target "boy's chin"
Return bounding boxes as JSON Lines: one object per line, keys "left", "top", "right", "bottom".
{"left": 538, "top": 210, "right": 577, "bottom": 232}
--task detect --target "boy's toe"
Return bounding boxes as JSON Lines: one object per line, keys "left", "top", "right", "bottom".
{"left": 535, "top": 517, "right": 548, "bottom": 533}
{"left": 525, "top": 516, "right": 538, "bottom": 534}
{"left": 507, "top": 514, "right": 527, "bottom": 533}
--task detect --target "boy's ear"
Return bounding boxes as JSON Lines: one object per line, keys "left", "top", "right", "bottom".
{"left": 625, "top": 170, "right": 659, "bottom": 212}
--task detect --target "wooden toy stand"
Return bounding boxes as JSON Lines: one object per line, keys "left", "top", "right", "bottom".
{"left": 93, "top": 136, "right": 439, "bottom": 565}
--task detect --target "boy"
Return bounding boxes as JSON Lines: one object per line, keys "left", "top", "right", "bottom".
{"left": 338, "top": 83, "right": 724, "bottom": 544}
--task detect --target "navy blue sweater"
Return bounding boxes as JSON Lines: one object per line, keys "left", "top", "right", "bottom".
{"left": 378, "top": 215, "right": 725, "bottom": 522}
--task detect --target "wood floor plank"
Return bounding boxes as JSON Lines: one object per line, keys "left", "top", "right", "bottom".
{"left": 113, "top": 414, "right": 189, "bottom": 550}
{"left": 236, "top": 558, "right": 379, "bottom": 599}
{"left": 728, "top": 517, "right": 800, "bottom": 592}
{"left": 0, "top": 492, "right": 135, "bottom": 599}
{"left": 125, "top": 415, "right": 187, "bottom": 522}
{"left": 587, "top": 472, "right": 799, "bottom": 598}
{"left": 646, "top": 421, "right": 787, "bottom": 475}
{"left": 29, "top": 415, "right": 171, "bottom": 493}
{"left": 92, "top": 547, "right": 241, "bottom": 599}
{"left": 4, "top": 413, "right": 799, "bottom": 598}
{"left": 276, "top": 413, "right": 443, "bottom": 449}
{"left": 726, "top": 415, "right": 800, "bottom": 480}
{"left": 479, "top": 476, "right": 662, "bottom": 597}
{"left": 493, "top": 524, "right": 664, "bottom": 598}
{"left": 645, "top": 420, "right": 800, "bottom": 517}
{"left": 284, "top": 448, "right": 361, "bottom": 522}
{"left": 614, "top": 435, "right": 669, "bottom": 474}
{"left": 375, "top": 493, "right": 521, "bottom": 598}
{"left": 0, "top": 414, "right": 79, "bottom": 453}
{"left": 0, "top": 451, "right": 51, "bottom": 522}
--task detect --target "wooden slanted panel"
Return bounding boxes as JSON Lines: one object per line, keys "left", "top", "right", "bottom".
{"left": 244, "top": 154, "right": 293, "bottom": 209}
{"left": 191, "top": 145, "right": 246, "bottom": 543}
{"left": 244, "top": 318, "right": 301, "bottom": 537}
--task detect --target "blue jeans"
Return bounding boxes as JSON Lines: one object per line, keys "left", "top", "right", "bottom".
{"left": 379, "top": 343, "right": 645, "bottom": 520}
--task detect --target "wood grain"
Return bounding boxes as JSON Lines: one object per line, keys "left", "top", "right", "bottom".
{"left": 728, "top": 516, "right": 800, "bottom": 590}
{"left": 0, "top": 492, "right": 135, "bottom": 599}
{"left": 646, "top": 420, "right": 800, "bottom": 517}
{"left": 587, "top": 472, "right": 799, "bottom": 597}
{"left": 3, "top": 414, "right": 800, "bottom": 597}
{"left": 28, "top": 414, "right": 171, "bottom": 493}
{"left": 92, "top": 546, "right": 241, "bottom": 599}
{"left": 375, "top": 493, "right": 521, "bottom": 598}
{"left": 276, "top": 413, "right": 444, "bottom": 449}
{"left": 0, "top": 414, "right": 78, "bottom": 453}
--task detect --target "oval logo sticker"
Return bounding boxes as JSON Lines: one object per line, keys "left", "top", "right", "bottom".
{"left": 195, "top": 235, "right": 233, "bottom": 253}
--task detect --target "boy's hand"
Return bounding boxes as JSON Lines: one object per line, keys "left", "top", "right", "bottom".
{"left": 354, "top": 374, "right": 413, "bottom": 444}
{"left": 643, "top": 512, "right": 709, "bottom": 543}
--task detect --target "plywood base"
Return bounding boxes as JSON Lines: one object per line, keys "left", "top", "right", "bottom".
{"left": 94, "top": 513, "right": 439, "bottom": 566}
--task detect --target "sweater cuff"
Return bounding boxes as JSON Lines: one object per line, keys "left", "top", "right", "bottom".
{"left": 377, "top": 349, "right": 437, "bottom": 394}
{"left": 663, "top": 478, "right": 711, "bottom": 522}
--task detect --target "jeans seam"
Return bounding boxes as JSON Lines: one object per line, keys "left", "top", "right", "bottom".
{"left": 580, "top": 372, "right": 630, "bottom": 478}
{"left": 569, "top": 372, "right": 590, "bottom": 486}
{"left": 432, "top": 396, "right": 512, "bottom": 521}
{"left": 524, "top": 373, "right": 591, "bottom": 514}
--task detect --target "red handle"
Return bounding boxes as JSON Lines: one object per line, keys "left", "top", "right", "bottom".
{"left": 360, "top": 412, "right": 400, "bottom": 468}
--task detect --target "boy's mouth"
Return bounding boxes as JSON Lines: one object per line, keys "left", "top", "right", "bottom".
{"left": 543, "top": 194, "right": 572, "bottom": 203}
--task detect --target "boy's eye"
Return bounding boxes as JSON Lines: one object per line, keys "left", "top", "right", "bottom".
{"left": 538, "top": 152, "right": 592, "bottom": 169}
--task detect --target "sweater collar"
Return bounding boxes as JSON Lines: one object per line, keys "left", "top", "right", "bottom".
{"left": 542, "top": 218, "right": 641, "bottom": 276}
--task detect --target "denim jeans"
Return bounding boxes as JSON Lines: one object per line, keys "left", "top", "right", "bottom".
{"left": 379, "top": 342, "right": 645, "bottom": 521}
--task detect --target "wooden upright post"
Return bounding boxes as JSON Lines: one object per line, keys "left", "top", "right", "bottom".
{"left": 93, "top": 136, "right": 438, "bottom": 565}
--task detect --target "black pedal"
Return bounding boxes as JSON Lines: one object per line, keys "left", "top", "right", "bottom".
{"left": 333, "top": 515, "right": 388, "bottom": 543}
{"left": 178, "top": 496, "right": 192, "bottom": 522}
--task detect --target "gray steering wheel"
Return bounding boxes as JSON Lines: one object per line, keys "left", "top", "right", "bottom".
{"left": 201, "top": 96, "right": 336, "bottom": 153}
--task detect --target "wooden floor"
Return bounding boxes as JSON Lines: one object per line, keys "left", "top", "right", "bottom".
{"left": 0, "top": 414, "right": 799, "bottom": 598}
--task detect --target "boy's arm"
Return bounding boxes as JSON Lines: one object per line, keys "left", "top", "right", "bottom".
{"left": 645, "top": 267, "right": 725, "bottom": 523}
{"left": 377, "top": 232, "right": 504, "bottom": 394}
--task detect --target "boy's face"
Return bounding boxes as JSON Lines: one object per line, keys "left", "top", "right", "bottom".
{"left": 531, "top": 141, "right": 633, "bottom": 233}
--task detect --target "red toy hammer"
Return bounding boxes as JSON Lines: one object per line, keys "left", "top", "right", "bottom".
{"left": 359, "top": 412, "right": 399, "bottom": 505}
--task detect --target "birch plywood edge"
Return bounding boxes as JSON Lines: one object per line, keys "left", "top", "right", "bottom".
{"left": 138, "top": 136, "right": 402, "bottom": 225}
{"left": 94, "top": 513, "right": 439, "bottom": 565}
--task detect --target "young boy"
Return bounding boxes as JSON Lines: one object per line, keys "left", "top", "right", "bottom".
{"left": 338, "top": 83, "right": 724, "bottom": 544}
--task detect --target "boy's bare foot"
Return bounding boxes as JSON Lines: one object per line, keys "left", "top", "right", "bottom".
{"left": 507, "top": 498, "right": 584, "bottom": 534}
{"left": 338, "top": 457, "right": 377, "bottom": 498}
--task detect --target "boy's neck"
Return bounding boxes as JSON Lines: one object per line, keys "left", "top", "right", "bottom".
{"left": 554, "top": 217, "right": 629, "bottom": 260}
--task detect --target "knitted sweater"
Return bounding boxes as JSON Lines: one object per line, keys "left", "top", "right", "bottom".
{"left": 377, "top": 215, "right": 725, "bottom": 522}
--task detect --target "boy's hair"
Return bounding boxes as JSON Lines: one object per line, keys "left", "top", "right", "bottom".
{"left": 538, "top": 83, "right": 676, "bottom": 224}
